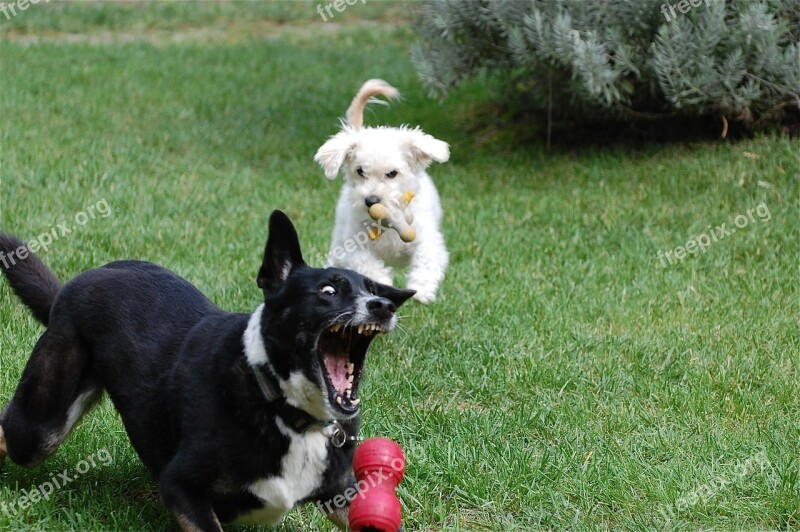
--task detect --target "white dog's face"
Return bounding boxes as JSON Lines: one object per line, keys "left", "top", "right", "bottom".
{"left": 315, "top": 126, "right": 449, "bottom": 211}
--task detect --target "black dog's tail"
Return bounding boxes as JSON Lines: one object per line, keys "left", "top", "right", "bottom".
{"left": 0, "top": 233, "right": 62, "bottom": 326}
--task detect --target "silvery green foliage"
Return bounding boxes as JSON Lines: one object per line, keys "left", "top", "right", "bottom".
{"left": 411, "top": 0, "right": 800, "bottom": 123}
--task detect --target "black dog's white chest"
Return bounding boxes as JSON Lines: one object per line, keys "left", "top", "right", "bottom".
{"left": 233, "top": 421, "right": 332, "bottom": 525}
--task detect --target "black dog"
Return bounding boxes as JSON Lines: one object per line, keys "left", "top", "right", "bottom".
{"left": 0, "top": 210, "right": 413, "bottom": 530}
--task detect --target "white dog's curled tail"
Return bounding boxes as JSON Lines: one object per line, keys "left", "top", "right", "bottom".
{"left": 345, "top": 79, "right": 399, "bottom": 129}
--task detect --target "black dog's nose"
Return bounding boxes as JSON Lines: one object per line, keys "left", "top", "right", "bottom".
{"left": 365, "top": 196, "right": 381, "bottom": 208}
{"left": 367, "top": 297, "right": 396, "bottom": 320}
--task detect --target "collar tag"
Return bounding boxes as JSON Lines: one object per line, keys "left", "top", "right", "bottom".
{"left": 330, "top": 422, "right": 347, "bottom": 448}
{"left": 328, "top": 421, "right": 362, "bottom": 448}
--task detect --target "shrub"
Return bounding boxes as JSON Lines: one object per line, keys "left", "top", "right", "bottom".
{"left": 411, "top": 0, "right": 800, "bottom": 133}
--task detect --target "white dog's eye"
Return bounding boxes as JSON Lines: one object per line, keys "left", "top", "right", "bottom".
{"left": 320, "top": 285, "right": 336, "bottom": 296}
{"left": 356, "top": 167, "right": 366, "bottom": 178}
{"left": 385, "top": 170, "right": 398, "bottom": 178}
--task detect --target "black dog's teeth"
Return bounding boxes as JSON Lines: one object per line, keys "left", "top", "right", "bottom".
{"left": 357, "top": 323, "right": 385, "bottom": 336}
{"left": 328, "top": 323, "right": 386, "bottom": 336}
{"left": 334, "top": 361, "right": 360, "bottom": 407}
{"left": 324, "top": 323, "right": 384, "bottom": 410}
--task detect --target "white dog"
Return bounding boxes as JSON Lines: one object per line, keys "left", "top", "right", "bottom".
{"left": 314, "top": 80, "right": 450, "bottom": 304}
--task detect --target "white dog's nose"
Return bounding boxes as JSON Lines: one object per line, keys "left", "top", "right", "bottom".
{"left": 365, "top": 196, "right": 381, "bottom": 208}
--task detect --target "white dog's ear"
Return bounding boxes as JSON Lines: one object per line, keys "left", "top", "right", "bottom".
{"left": 406, "top": 129, "right": 450, "bottom": 169}
{"left": 314, "top": 132, "right": 356, "bottom": 179}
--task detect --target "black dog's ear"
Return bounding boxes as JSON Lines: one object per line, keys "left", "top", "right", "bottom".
{"left": 257, "top": 210, "right": 306, "bottom": 293}
{"left": 375, "top": 283, "right": 416, "bottom": 308}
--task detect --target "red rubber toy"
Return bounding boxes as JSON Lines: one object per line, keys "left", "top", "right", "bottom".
{"left": 349, "top": 437, "right": 405, "bottom": 532}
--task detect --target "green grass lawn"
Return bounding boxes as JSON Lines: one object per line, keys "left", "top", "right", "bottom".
{"left": 1, "top": 2, "right": 799, "bottom": 530}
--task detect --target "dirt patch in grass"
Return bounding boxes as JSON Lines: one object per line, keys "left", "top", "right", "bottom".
{"left": 3, "top": 19, "right": 403, "bottom": 46}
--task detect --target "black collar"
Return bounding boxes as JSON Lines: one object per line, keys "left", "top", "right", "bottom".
{"left": 251, "top": 364, "right": 336, "bottom": 434}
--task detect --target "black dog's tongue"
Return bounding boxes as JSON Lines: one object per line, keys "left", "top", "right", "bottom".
{"left": 324, "top": 352, "right": 349, "bottom": 393}
{"left": 320, "top": 333, "right": 352, "bottom": 394}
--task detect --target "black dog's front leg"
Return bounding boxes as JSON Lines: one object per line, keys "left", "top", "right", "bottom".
{"left": 160, "top": 468, "right": 223, "bottom": 532}
{"left": 312, "top": 471, "right": 354, "bottom": 531}
{"left": 0, "top": 425, "right": 7, "bottom": 467}
{"left": 321, "top": 504, "right": 350, "bottom": 530}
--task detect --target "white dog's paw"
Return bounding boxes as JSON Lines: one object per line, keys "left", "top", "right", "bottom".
{"left": 369, "top": 272, "right": 393, "bottom": 287}
{"left": 410, "top": 289, "right": 437, "bottom": 304}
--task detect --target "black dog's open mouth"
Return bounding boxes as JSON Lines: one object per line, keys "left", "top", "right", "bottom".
{"left": 318, "top": 322, "right": 387, "bottom": 415}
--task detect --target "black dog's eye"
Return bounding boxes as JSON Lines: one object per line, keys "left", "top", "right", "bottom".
{"left": 356, "top": 167, "right": 366, "bottom": 177}
{"left": 320, "top": 285, "right": 336, "bottom": 296}
{"left": 385, "top": 170, "right": 398, "bottom": 178}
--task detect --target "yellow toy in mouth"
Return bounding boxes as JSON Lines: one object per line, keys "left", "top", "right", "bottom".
{"left": 368, "top": 191, "right": 416, "bottom": 243}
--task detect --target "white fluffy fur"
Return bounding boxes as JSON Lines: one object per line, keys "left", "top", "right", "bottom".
{"left": 314, "top": 82, "right": 450, "bottom": 304}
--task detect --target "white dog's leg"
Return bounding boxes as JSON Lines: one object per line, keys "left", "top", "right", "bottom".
{"left": 406, "top": 230, "right": 448, "bottom": 304}
{"left": 355, "top": 250, "right": 394, "bottom": 286}
{"left": 330, "top": 247, "right": 394, "bottom": 287}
